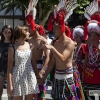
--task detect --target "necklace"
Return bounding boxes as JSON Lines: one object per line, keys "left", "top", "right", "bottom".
{"left": 74, "top": 43, "right": 82, "bottom": 60}
{"left": 88, "top": 45, "right": 99, "bottom": 64}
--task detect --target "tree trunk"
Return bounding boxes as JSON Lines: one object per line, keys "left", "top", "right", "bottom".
{"left": 38, "top": 1, "right": 42, "bottom": 20}
{"left": 40, "top": 9, "right": 53, "bottom": 26}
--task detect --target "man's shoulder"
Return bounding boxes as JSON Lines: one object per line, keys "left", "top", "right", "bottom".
{"left": 66, "top": 39, "right": 75, "bottom": 49}
{"left": 68, "top": 39, "right": 75, "bottom": 45}
{"left": 40, "top": 36, "right": 47, "bottom": 43}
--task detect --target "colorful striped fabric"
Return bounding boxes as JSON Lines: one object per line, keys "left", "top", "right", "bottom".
{"left": 52, "top": 67, "right": 85, "bottom": 100}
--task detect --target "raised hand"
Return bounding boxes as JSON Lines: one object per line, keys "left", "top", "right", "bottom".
{"left": 40, "top": 44, "right": 53, "bottom": 50}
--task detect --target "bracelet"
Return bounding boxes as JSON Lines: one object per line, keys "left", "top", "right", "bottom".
{"left": 40, "top": 70, "right": 45, "bottom": 74}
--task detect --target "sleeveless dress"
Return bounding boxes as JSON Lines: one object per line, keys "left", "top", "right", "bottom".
{"left": 12, "top": 48, "right": 40, "bottom": 96}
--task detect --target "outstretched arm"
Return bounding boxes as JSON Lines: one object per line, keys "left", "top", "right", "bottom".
{"left": 51, "top": 44, "right": 73, "bottom": 62}
{"left": 41, "top": 41, "right": 75, "bottom": 62}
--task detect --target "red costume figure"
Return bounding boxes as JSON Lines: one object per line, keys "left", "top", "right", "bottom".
{"left": 73, "top": 26, "right": 86, "bottom": 76}
{"left": 83, "top": 0, "right": 100, "bottom": 99}
{"left": 84, "top": 44, "right": 100, "bottom": 84}
{"left": 83, "top": 20, "right": 100, "bottom": 98}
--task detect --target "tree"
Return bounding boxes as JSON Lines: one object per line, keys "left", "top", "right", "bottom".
{"left": 67, "top": 0, "right": 91, "bottom": 28}
{"left": 75, "top": 0, "right": 90, "bottom": 14}
{"left": 0, "top": 0, "right": 29, "bottom": 21}
{"left": 0, "top": 0, "right": 59, "bottom": 26}
{"left": 36, "top": 0, "right": 59, "bottom": 26}
{"left": 0, "top": 0, "right": 93, "bottom": 27}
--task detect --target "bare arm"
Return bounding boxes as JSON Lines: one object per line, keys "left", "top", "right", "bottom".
{"left": 39, "top": 40, "right": 50, "bottom": 76}
{"left": 41, "top": 49, "right": 49, "bottom": 71}
{"left": 31, "top": 49, "right": 40, "bottom": 78}
{"left": 43, "top": 55, "right": 55, "bottom": 80}
{"left": 7, "top": 47, "right": 14, "bottom": 94}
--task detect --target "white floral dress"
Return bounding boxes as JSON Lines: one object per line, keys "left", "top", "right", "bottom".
{"left": 12, "top": 48, "right": 39, "bottom": 96}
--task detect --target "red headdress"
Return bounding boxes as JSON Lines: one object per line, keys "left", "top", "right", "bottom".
{"left": 84, "top": 20, "right": 100, "bottom": 40}
{"left": 25, "top": 0, "right": 45, "bottom": 35}
{"left": 35, "top": 24, "right": 45, "bottom": 35}
{"left": 26, "top": 14, "right": 36, "bottom": 31}
{"left": 84, "top": 21, "right": 89, "bottom": 40}
{"left": 91, "top": 0, "right": 100, "bottom": 22}
{"left": 84, "top": 0, "right": 100, "bottom": 22}
{"left": 47, "top": 0, "right": 78, "bottom": 35}
{"left": 26, "top": 0, "right": 38, "bottom": 20}
{"left": 91, "top": 13, "right": 100, "bottom": 22}
{"left": 84, "top": 0, "right": 100, "bottom": 40}
{"left": 65, "top": 25, "right": 72, "bottom": 38}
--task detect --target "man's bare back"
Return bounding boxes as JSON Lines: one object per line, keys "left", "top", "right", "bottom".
{"left": 53, "top": 38, "right": 75, "bottom": 70}
{"left": 28, "top": 36, "right": 46, "bottom": 61}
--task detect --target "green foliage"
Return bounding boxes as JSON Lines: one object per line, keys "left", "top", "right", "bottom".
{"left": 0, "top": 0, "right": 91, "bottom": 15}
{"left": 0, "top": 0, "right": 92, "bottom": 27}
{"left": 0, "top": 0, "right": 59, "bottom": 19}
{"left": 75, "top": 0, "right": 90, "bottom": 14}
{"left": 0, "top": 0, "right": 25, "bottom": 14}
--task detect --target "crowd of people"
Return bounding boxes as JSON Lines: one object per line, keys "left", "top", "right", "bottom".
{"left": 0, "top": 0, "right": 100, "bottom": 100}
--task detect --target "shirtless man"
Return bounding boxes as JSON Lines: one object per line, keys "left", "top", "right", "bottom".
{"left": 28, "top": 25, "right": 49, "bottom": 100}
{"left": 41, "top": 16, "right": 85, "bottom": 100}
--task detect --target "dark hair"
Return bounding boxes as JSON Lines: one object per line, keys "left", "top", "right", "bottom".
{"left": 0, "top": 25, "right": 14, "bottom": 43}
{"left": 14, "top": 25, "right": 28, "bottom": 40}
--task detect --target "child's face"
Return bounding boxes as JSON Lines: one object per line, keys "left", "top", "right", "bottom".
{"left": 74, "top": 34, "right": 82, "bottom": 43}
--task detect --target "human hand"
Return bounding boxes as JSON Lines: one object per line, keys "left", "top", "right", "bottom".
{"left": 36, "top": 73, "right": 41, "bottom": 79}
{"left": 37, "top": 78, "right": 44, "bottom": 85}
{"left": 39, "top": 44, "right": 53, "bottom": 50}
{"left": 39, "top": 69, "right": 45, "bottom": 78}
{"left": 7, "top": 85, "right": 13, "bottom": 97}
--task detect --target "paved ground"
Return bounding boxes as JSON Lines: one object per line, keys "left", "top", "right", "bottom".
{"left": 2, "top": 86, "right": 52, "bottom": 100}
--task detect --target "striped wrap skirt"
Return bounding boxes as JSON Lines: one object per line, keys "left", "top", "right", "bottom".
{"left": 52, "top": 67, "right": 85, "bottom": 100}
